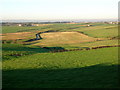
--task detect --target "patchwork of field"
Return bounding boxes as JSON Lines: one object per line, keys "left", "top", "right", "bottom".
{"left": 1, "top": 23, "right": 118, "bottom": 47}
{"left": 2, "top": 23, "right": 119, "bottom": 88}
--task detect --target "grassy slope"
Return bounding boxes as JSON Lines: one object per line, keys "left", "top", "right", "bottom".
{"left": 3, "top": 47, "right": 118, "bottom": 69}
{"left": 3, "top": 47, "right": 119, "bottom": 88}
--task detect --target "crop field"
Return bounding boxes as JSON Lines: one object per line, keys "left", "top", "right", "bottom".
{"left": 2, "top": 22, "right": 120, "bottom": 88}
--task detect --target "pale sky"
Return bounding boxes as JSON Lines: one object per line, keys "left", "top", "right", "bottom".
{"left": 0, "top": 0, "right": 119, "bottom": 20}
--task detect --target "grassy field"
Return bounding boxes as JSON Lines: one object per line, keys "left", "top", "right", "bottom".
{"left": 2, "top": 25, "right": 52, "bottom": 34}
{"left": 2, "top": 22, "right": 119, "bottom": 88}
{"left": 78, "top": 26, "right": 118, "bottom": 38}
{"left": 2, "top": 46, "right": 119, "bottom": 88}
{"left": 33, "top": 31, "right": 103, "bottom": 46}
{"left": 2, "top": 23, "right": 118, "bottom": 47}
{"left": 59, "top": 39, "right": 118, "bottom": 49}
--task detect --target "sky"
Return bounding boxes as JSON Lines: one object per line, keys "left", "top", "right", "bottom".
{"left": 0, "top": 0, "right": 119, "bottom": 20}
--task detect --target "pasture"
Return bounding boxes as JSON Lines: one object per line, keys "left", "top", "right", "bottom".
{"left": 34, "top": 31, "right": 104, "bottom": 46}
{"left": 2, "top": 22, "right": 119, "bottom": 88}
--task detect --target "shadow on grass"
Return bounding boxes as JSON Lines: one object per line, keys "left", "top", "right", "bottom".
{"left": 2, "top": 44, "right": 65, "bottom": 53}
{"left": 3, "top": 64, "right": 119, "bottom": 88}
{"left": 2, "top": 44, "right": 65, "bottom": 60}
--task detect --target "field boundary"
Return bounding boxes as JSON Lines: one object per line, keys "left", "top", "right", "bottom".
{"left": 49, "top": 45, "right": 120, "bottom": 53}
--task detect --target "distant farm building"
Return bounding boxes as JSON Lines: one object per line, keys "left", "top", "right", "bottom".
{"left": 104, "top": 22, "right": 118, "bottom": 24}
{"left": 87, "top": 25, "right": 92, "bottom": 27}
{"left": 18, "top": 24, "right": 22, "bottom": 26}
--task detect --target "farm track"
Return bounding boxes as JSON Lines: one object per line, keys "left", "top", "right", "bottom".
{"left": 49, "top": 45, "right": 120, "bottom": 53}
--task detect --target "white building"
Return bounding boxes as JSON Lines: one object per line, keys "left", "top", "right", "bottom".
{"left": 18, "top": 24, "right": 22, "bottom": 26}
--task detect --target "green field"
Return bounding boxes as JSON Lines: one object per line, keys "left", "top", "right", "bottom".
{"left": 2, "top": 22, "right": 119, "bottom": 88}
{"left": 2, "top": 25, "right": 50, "bottom": 34}
{"left": 78, "top": 26, "right": 118, "bottom": 38}
{"left": 2, "top": 46, "right": 119, "bottom": 88}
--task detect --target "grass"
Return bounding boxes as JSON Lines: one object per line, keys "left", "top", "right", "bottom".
{"left": 3, "top": 47, "right": 118, "bottom": 69}
{"left": 3, "top": 64, "right": 119, "bottom": 88}
{"left": 74, "top": 25, "right": 118, "bottom": 38}
{"left": 2, "top": 26, "right": 50, "bottom": 34}
{"left": 2, "top": 23, "right": 115, "bottom": 34}
{"left": 32, "top": 32, "right": 102, "bottom": 46}
{"left": 2, "top": 22, "right": 119, "bottom": 88}
{"left": 2, "top": 44, "right": 64, "bottom": 60}
{"left": 3, "top": 47, "right": 119, "bottom": 88}
{"left": 2, "top": 23, "right": 117, "bottom": 46}
{"left": 59, "top": 39, "right": 118, "bottom": 49}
